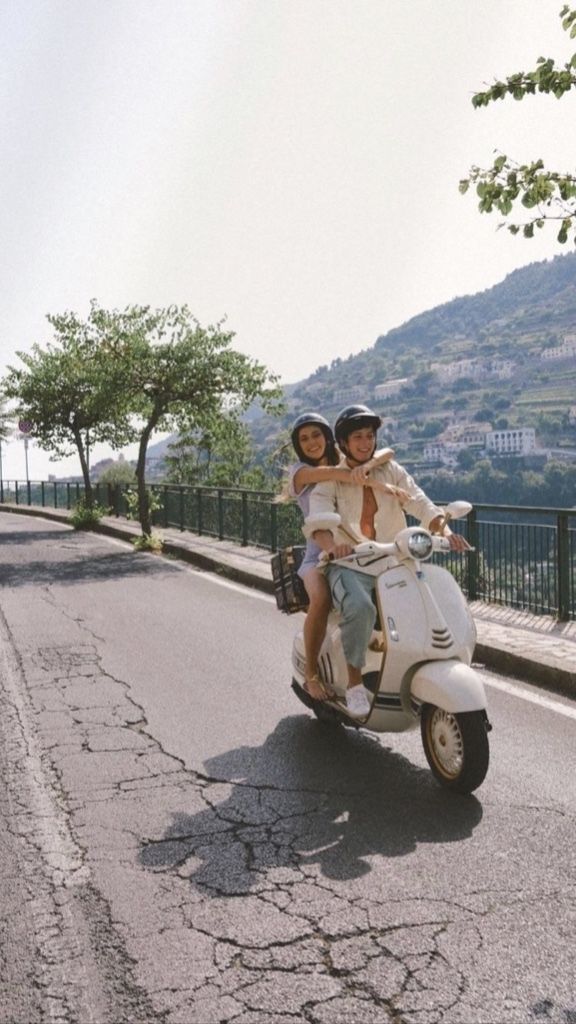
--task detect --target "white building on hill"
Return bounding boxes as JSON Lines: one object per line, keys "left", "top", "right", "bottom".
{"left": 423, "top": 441, "right": 462, "bottom": 466}
{"left": 486, "top": 428, "right": 536, "bottom": 456}
{"left": 441, "top": 422, "right": 492, "bottom": 445}
{"left": 431, "top": 359, "right": 480, "bottom": 383}
{"left": 332, "top": 384, "right": 365, "bottom": 405}
{"left": 540, "top": 339, "right": 576, "bottom": 361}
{"left": 431, "top": 358, "right": 514, "bottom": 382}
{"left": 374, "top": 378, "right": 408, "bottom": 399}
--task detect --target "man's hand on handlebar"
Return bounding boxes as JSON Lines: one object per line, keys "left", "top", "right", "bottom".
{"left": 328, "top": 543, "right": 355, "bottom": 560}
{"left": 445, "top": 531, "right": 472, "bottom": 553}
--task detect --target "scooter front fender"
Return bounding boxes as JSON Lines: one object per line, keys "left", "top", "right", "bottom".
{"left": 410, "top": 659, "right": 487, "bottom": 714}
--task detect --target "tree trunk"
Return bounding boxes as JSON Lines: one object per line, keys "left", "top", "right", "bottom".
{"left": 135, "top": 422, "right": 155, "bottom": 536}
{"left": 73, "top": 428, "right": 93, "bottom": 507}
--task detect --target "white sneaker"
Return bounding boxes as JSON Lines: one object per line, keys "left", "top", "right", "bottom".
{"left": 346, "top": 685, "right": 371, "bottom": 717}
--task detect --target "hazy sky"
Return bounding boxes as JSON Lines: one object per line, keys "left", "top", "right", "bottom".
{"left": 1, "top": 0, "right": 574, "bottom": 479}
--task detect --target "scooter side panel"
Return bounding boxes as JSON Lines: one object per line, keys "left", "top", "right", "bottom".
{"left": 376, "top": 562, "right": 475, "bottom": 667}
{"left": 417, "top": 563, "right": 476, "bottom": 663}
{"left": 376, "top": 563, "right": 437, "bottom": 673}
{"left": 291, "top": 621, "right": 349, "bottom": 698}
{"left": 292, "top": 625, "right": 415, "bottom": 731}
{"left": 410, "top": 659, "right": 487, "bottom": 713}
{"left": 362, "top": 700, "right": 417, "bottom": 734}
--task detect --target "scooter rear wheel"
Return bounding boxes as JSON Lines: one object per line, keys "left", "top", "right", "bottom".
{"left": 420, "top": 705, "right": 489, "bottom": 794}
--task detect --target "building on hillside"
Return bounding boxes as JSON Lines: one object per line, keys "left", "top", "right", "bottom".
{"left": 458, "top": 425, "right": 490, "bottom": 447}
{"left": 374, "top": 378, "right": 408, "bottom": 399}
{"left": 440, "top": 422, "right": 492, "bottom": 445}
{"left": 376, "top": 415, "right": 398, "bottom": 433}
{"left": 430, "top": 359, "right": 484, "bottom": 383}
{"left": 422, "top": 441, "right": 462, "bottom": 467}
{"left": 540, "top": 340, "right": 576, "bottom": 361}
{"left": 546, "top": 447, "right": 576, "bottom": 463}
{"left": 486, "top": 428, "right": 536, "bottom": 456}
{"left": 332, "top": 384, "right": 365, "bottom": 405}
{"left": 431, "top": 358, "right": 514, "bottom": 382}
{"left": 486, "top": 358, "right": 515, "bottom": 379}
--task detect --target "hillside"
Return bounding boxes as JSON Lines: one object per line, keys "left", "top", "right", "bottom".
{"left": 253, "top": 252, "right": 576, "bottom": 464}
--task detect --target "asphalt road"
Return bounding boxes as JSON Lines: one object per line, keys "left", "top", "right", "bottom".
{"left": 0, "top": 511, "right": 575, "bottom": 1024}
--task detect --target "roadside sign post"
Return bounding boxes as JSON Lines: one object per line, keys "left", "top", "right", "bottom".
{"left": 24, "top": 437, "right": 29, "bottom": 487}
{"left": 18, "top": 420, "right": 32, "bottom": 486}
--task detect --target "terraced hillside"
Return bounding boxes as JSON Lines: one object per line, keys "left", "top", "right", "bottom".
{"left": 255, "top": 252, "right": 576, "bottom": 461}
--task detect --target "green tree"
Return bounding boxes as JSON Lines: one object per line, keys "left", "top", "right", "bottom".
{"left": 165, "top": 415, "right": 268, "bottom": 488}
{"left": 98, "top": 460, "right": 136, "bottom": 485}
{"left": 2, "top": 306, "right": 135, "bottom": 506}
{"left": 0, "top": 398, "right": 12, "bottom": 487}
{"left": 412, "top": 371, "right": 436, "bottom": 393}
{"left": 473, "top": 407, "right": 494, "bottom": 422}
{"left": 537, "top": 411, "right": 563, "bottom": 439}
{"left": 460, "top": 5, "right": 576, "bottom": 245}
{"left": 456, "top": 447, "right": 477, "bottom": 470}
{"left": 543, "top": 459, "right": 576, "bottom": 504}
{"left": 107, "top": 305, "right": 281, "bottom": 537}
{"left": 409, "top": 418, "right": 445, "bottom": 439}
{"left": 0, "top": 398, "right": 12, "bottom": 442}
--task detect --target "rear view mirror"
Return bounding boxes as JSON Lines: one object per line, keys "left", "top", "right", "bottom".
{"left": 444, "top": 501, "right": 473, "bottom": 521}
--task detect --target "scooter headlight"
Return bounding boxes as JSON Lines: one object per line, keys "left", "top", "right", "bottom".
{"left": 407, "top": 530, "right": 434, "bottom": 561}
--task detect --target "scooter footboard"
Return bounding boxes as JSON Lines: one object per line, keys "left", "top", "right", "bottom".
{"left": 410, "top": 659, "right": 487, "bottom": 714}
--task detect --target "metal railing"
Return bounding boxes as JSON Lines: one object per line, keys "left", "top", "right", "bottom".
{"left": 1, "top": 480, "right": 575, "bottom": 622}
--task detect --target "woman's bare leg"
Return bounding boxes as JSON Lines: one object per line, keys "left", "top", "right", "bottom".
{"left": 302, "top": 569, "right": 332, "bottom": 699}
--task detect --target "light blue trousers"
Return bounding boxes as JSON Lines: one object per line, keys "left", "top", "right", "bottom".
{"left": 325, "top": 565, "right": 376, "bottom": 670}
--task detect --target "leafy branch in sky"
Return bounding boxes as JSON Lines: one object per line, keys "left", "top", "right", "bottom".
{"left": 2, "top": 305, "right": 137, "bottom": 507}
{"left": 460, "top": 4, "right": 576, "bottom": 245}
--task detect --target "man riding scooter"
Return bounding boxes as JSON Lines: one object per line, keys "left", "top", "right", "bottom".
{"left": 305, "top": 404, "right": 470, "bottom": 717}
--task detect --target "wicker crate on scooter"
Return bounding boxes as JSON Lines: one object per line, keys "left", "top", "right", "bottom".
{"left": 271, "top": 545, "right": 309, "bottom": 614}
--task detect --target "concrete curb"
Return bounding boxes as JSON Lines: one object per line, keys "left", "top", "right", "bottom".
{"left": 474, "top": 642, "right": 575, "bottom": 700}
{"left": 160, "top": 537, "right": 276, "bottom": 595}
{"left": 1, "top": 503, "right": 574, "bottom": 699}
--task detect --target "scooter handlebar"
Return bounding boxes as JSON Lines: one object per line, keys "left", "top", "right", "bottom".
{"left": 325, "top": 541, "right": 396, "bottom": 565}
{"left": 325, "top": 531, "right": 472, "bottom": 566}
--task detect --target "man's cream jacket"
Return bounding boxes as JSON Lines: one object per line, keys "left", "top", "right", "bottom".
{"left": 303, "top": 460, "right": 443, "bottom": 546}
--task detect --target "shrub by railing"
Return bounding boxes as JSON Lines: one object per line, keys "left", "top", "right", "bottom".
{"left": 1, "top": 479, "right": 575, "bottom": 622}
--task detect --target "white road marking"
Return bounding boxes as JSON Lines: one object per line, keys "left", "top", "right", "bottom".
{"left": 193, "top": 571, "right": 276, "bottom": 601}
{"left": 167, "top": 557, "right": 276, "bottom": 602}
{"left": 484, "top": 675, "right": 576, "bottom": 721}
{"left": 102, "top": 533, "right": 276, "bottom": 601}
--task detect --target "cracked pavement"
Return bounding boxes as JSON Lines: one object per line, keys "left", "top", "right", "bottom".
{"left": 0, "top": 512, "right": 575, "bottom": 1023}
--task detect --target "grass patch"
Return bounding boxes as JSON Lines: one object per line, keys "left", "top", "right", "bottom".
{"left": 69, "top": 499, "right": 110, "bottom": 530}
{"left": 132, "top": 532, "right": 164, "bottom": 553}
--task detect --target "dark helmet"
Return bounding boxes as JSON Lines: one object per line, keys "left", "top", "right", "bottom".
{"left": 290, "top": 412, "right": 335, "bottom": 465}
{"left": 334, "top": 404, "right": 382, "bottom": 447}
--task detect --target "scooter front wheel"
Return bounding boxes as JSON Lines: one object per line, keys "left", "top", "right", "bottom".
{"left": 420, "top": 705, "right": 489, "bottom": 794}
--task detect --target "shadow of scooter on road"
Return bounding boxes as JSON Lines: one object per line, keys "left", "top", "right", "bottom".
{"left": 140, "top": 715, "right": 484, "bottom": 890}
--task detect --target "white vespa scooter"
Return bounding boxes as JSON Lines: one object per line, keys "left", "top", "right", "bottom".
{"left": 291, "top": 502, "right": 491, "bottom": 794}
